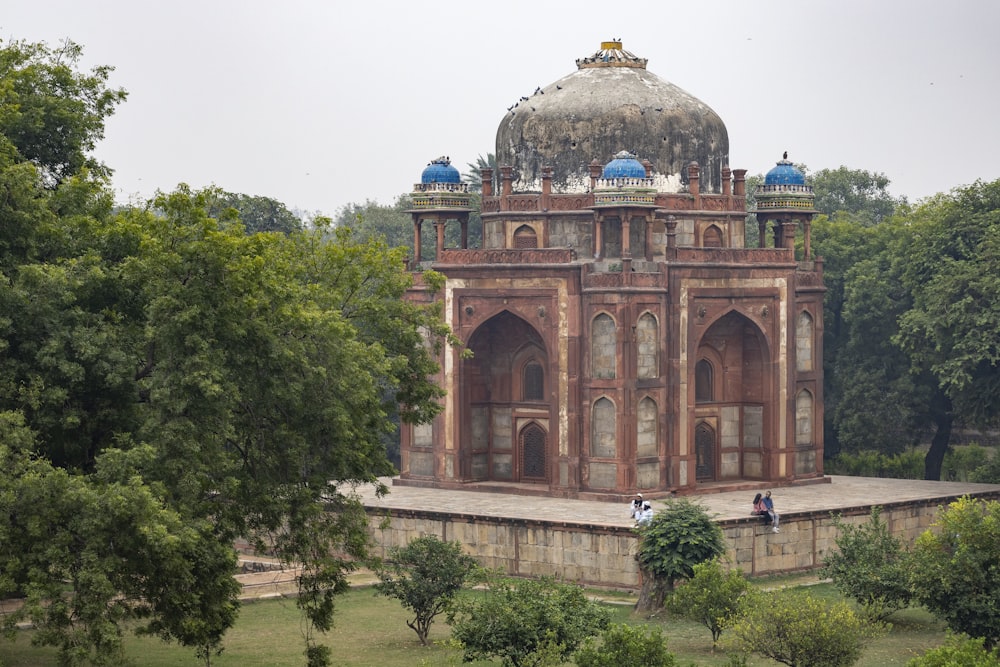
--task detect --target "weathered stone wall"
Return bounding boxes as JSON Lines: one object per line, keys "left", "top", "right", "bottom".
{"left": 366, "top": 494, "right": 1000, "bottom": 590}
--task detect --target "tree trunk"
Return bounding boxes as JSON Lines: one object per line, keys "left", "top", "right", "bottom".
{"left": 634, "top": 567, "right": 671, "bottom": 613}
{"left": 924, "top": 398, "right": 953, "bottom": 481}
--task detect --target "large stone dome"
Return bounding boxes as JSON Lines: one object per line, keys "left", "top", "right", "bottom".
{"left": 496, "top": 41, "right": 729, "bottom": 194}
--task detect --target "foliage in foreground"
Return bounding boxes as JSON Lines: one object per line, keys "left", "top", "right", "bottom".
{"left": 910, "top": 496, "right": 1000, "bottom": 650}
{"left": 635, "top": 498, "right": 726, "bottom": 611}
{"left": 0, "top": 36, "right": 453, "bottom": 666}
{"left": 823, "top": 506, "right": 914, "bottom": 621}
{"left": 665, "top": 558, "right": 757, "bottom": 644}
{"left": 373, "top": 535, "right": 479, "bottom": 645}
{"left": 574, "top": 623, "right": 676, "bottom": 667}
{"left": 907, "top": 632, "right": 1000, "bottom": 667}
{"left": 447, "top": 575, "right": 610, "bottom": 667}
{"left": 728, "top": 590, "right": 884, "bottom": 667}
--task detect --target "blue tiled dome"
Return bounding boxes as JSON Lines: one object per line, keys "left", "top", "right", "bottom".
{"left": 421, "top": 156, "right": 461, "bottom": 184}
{"left": 764, "top": 157, "right": 806, "bottom": 186}
{"left": 602, "top": 151, "right": 646, "bottom": 179}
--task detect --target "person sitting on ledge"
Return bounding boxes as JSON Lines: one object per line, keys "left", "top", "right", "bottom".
{"left": 763, "top": 490, "right": 780, "bottom": 533}
{"left": 629, "top": 492, "right": 644, "bottom": 519}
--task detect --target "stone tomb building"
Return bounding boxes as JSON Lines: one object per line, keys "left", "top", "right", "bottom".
{"left": 399, "top": 41, "right": 825, "bottom": 500}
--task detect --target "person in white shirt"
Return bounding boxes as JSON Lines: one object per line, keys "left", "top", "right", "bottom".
{"left": 635, "top": 501, "right": 654, "bottom": 526}
{"left": 628, "top": 493, "right": 644, "bottom": 519}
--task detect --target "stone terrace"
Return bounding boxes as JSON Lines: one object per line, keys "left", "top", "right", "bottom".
{"left": 354, "top": 476, "right": 1000, "bottom": 587}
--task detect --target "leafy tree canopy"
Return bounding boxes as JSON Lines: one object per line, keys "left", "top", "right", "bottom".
{"left": 910, "top": 496, "right": 1000, "bottom": 649}
{"left": 0, "top": 37, "right": 452, "bottom": 665}
{"left": 202, "top": 189, "right": 304, "bottom": 234}
{"left": 373, "top": 535, "right": 479, "bottom": 645}
{"left": 635, "top": 498, "right": 726, "bottom": 612}
{"left": 0, "top": 38, "right": 126, "bottom": 186}
{"left": 448, "top": 575, "right": 611, "bottom": 667}
{"left": 729, "top": 591, "right": 884, "bottom": 667}
{"left": 823, "top": 507, "right": 914, "bottom": 620}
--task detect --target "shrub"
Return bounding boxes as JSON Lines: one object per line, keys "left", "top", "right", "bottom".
{"left": 447, "top": 575, "right": 610, "bottom": 667}
{"left": 907, "top": 632, "right": 1000, "bottom": 666}
{"left": 635, "top": 498, "right": 726, "bottom": 612}
{"left": 728, "top": 590, "right": 884, "bottom": 667}
{"left": 665, "top": 558, "right": 757, "bottom": 644}
{"left": 823, "top": 506, "right": 913, "bottom": 620}
{"left": 373, "top": 535, "right": 479, "bottom": 645}
{"left": 910, "top": 496, "right": 1000, "bottom": 649}
{"left": 574, "top": 623, "right": 676, "bottom": 667}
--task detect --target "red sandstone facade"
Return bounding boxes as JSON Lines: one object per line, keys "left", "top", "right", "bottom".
{"left": 400, "top": 163, "right": 824, "bottom": 500}
{"left": 398, "top": 42, "right": 825, "bottom": 500}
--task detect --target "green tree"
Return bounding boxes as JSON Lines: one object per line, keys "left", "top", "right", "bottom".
{"left": 448, "top": 575, "right": 611, "bottom": 667}
{"left": 0, "top": 38, "right": 126, "bottom": 186}
{"left": 333, "top": 196, "right": 414, "bottom": 250}
{"left": 809, "top": 166, "right": 906, "bottom": 225}
{"left": 635, "top": 498, "right": 726, "bottom": 612}
{"left": 334, "top": 192, "right": 483, "bottom": 260}
{"left": 0, "top": 415, "right": 240, "bottom": 666}
{"left": 373, "top": 536, "right": 479, "bottom": 645}
{"left": 574, "top": 623, "right": 676, "bottom": 667}
{"left": 822, "top": 507, "right": 914, "bottom": 621}
{"left": 910, "top": 496, "right": 1000, "bottom": 649}
{"left": 463, "top": 152, "right": 497, "bottom": 193}
{"left": 729, "top": 591, "right": 883, "bottom": 667}
{"left": 908, "top": 633, "right": 1000, "bottom": 667}
{"left": 203, "top": 189, "right": 303, "bottom": 234}
{"left": 665, "top": 558, "right": 757, "bottom": 645}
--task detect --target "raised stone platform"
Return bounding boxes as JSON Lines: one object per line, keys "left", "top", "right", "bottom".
{"left": 355, "top": 476, "right": 1000, "bottom": 589}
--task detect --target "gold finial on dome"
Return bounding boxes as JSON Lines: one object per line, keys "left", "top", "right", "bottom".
{"left": 576, "top": 40, "right": 647, "bottom": 69}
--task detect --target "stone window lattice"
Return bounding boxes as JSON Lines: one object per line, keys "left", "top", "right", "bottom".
{"left": 520, "top": 423, "right": 547, "bottom": 479}
{"left": 514, "top": 224, "right": 538, "bottom": 248}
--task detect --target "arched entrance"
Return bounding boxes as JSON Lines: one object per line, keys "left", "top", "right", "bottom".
{"left": 693, "top": 310, "right": 772, "bottom": 481}
{"left": 463, "top": 311, "right": 551, "bottom": 483}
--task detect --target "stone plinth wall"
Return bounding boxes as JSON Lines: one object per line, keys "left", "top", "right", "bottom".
{"left": 367, "top": 492, "right": 1000, "bottom": 590}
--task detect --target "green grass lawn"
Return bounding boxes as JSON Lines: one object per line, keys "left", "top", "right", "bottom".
{"left": 0, "top": 582, "right": 950, "bottom": 666}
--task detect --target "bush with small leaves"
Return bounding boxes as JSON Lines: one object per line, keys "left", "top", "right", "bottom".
{"left": 910, "top": 496, "right": 1000, "bottom": 650}
{"left": 373, "top": 535, "right": 478, "bottom": 645}
{"left": 823, "top": 506, "right": 914, "bottom": 621}
{"left": 447, "top": 575, "right": 610, "bottom": 667}
{"left": 635, "top": 498, "right": 726, "bottom": 612}
{"left": 574, "top": 623, "right": 676, "bottom": 667}
{"left": 666, "top": 558, "right": 758, "bottom": 645}
{"left": 728, "top": 590, "right": 884, "bottom": 667}
{"left": 907, "top": 632, "right": 1000, "bottom": 667}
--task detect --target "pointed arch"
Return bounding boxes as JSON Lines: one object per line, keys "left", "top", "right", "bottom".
{"left": 796, "top": 388, "right": 814, "bottom": 446}
{"left": 591, "top": 397, "right": 617, "bottom": 458}
{"left": 796, "top": 310, "right": 814, "bottom": 372}
{"left": 636, "top": 311, "right": 658, "bottom": 379}
{"left": 513, "top": 224, "right": 538, "bottom": 249}
{"left": 463, "top": 310, "right": 550, "bottom": 482}
{"left": 591, "top": 312, "right": 617, "bottom": 379}
{"left": 637, "top": 396, "right": 658, "bottom": 458}
{"left": 519, "top": 421, "right": 547, "bottom": 480}
{"left": 703, "top": 224, "right": 724, "bottom": 248}
{"left": 695, "top": 359, "right": 714, "bottom": 403}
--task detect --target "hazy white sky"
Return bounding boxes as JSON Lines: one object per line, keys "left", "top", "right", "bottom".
{"left": 6, "top": 1, "right": 999, "bottom": 217}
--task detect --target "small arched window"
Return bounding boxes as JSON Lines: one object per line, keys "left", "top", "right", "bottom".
{"left": 703, "top": 225, "right": 723, "bottom": 248}
{"left": 513, "top": 225, "right": 538, "bottom": 248}
{"left": 523, "top": 361, "right": 544, "bottom": 401}
{"left": 695, "top": 359, "right": 714, "bottom": 403}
